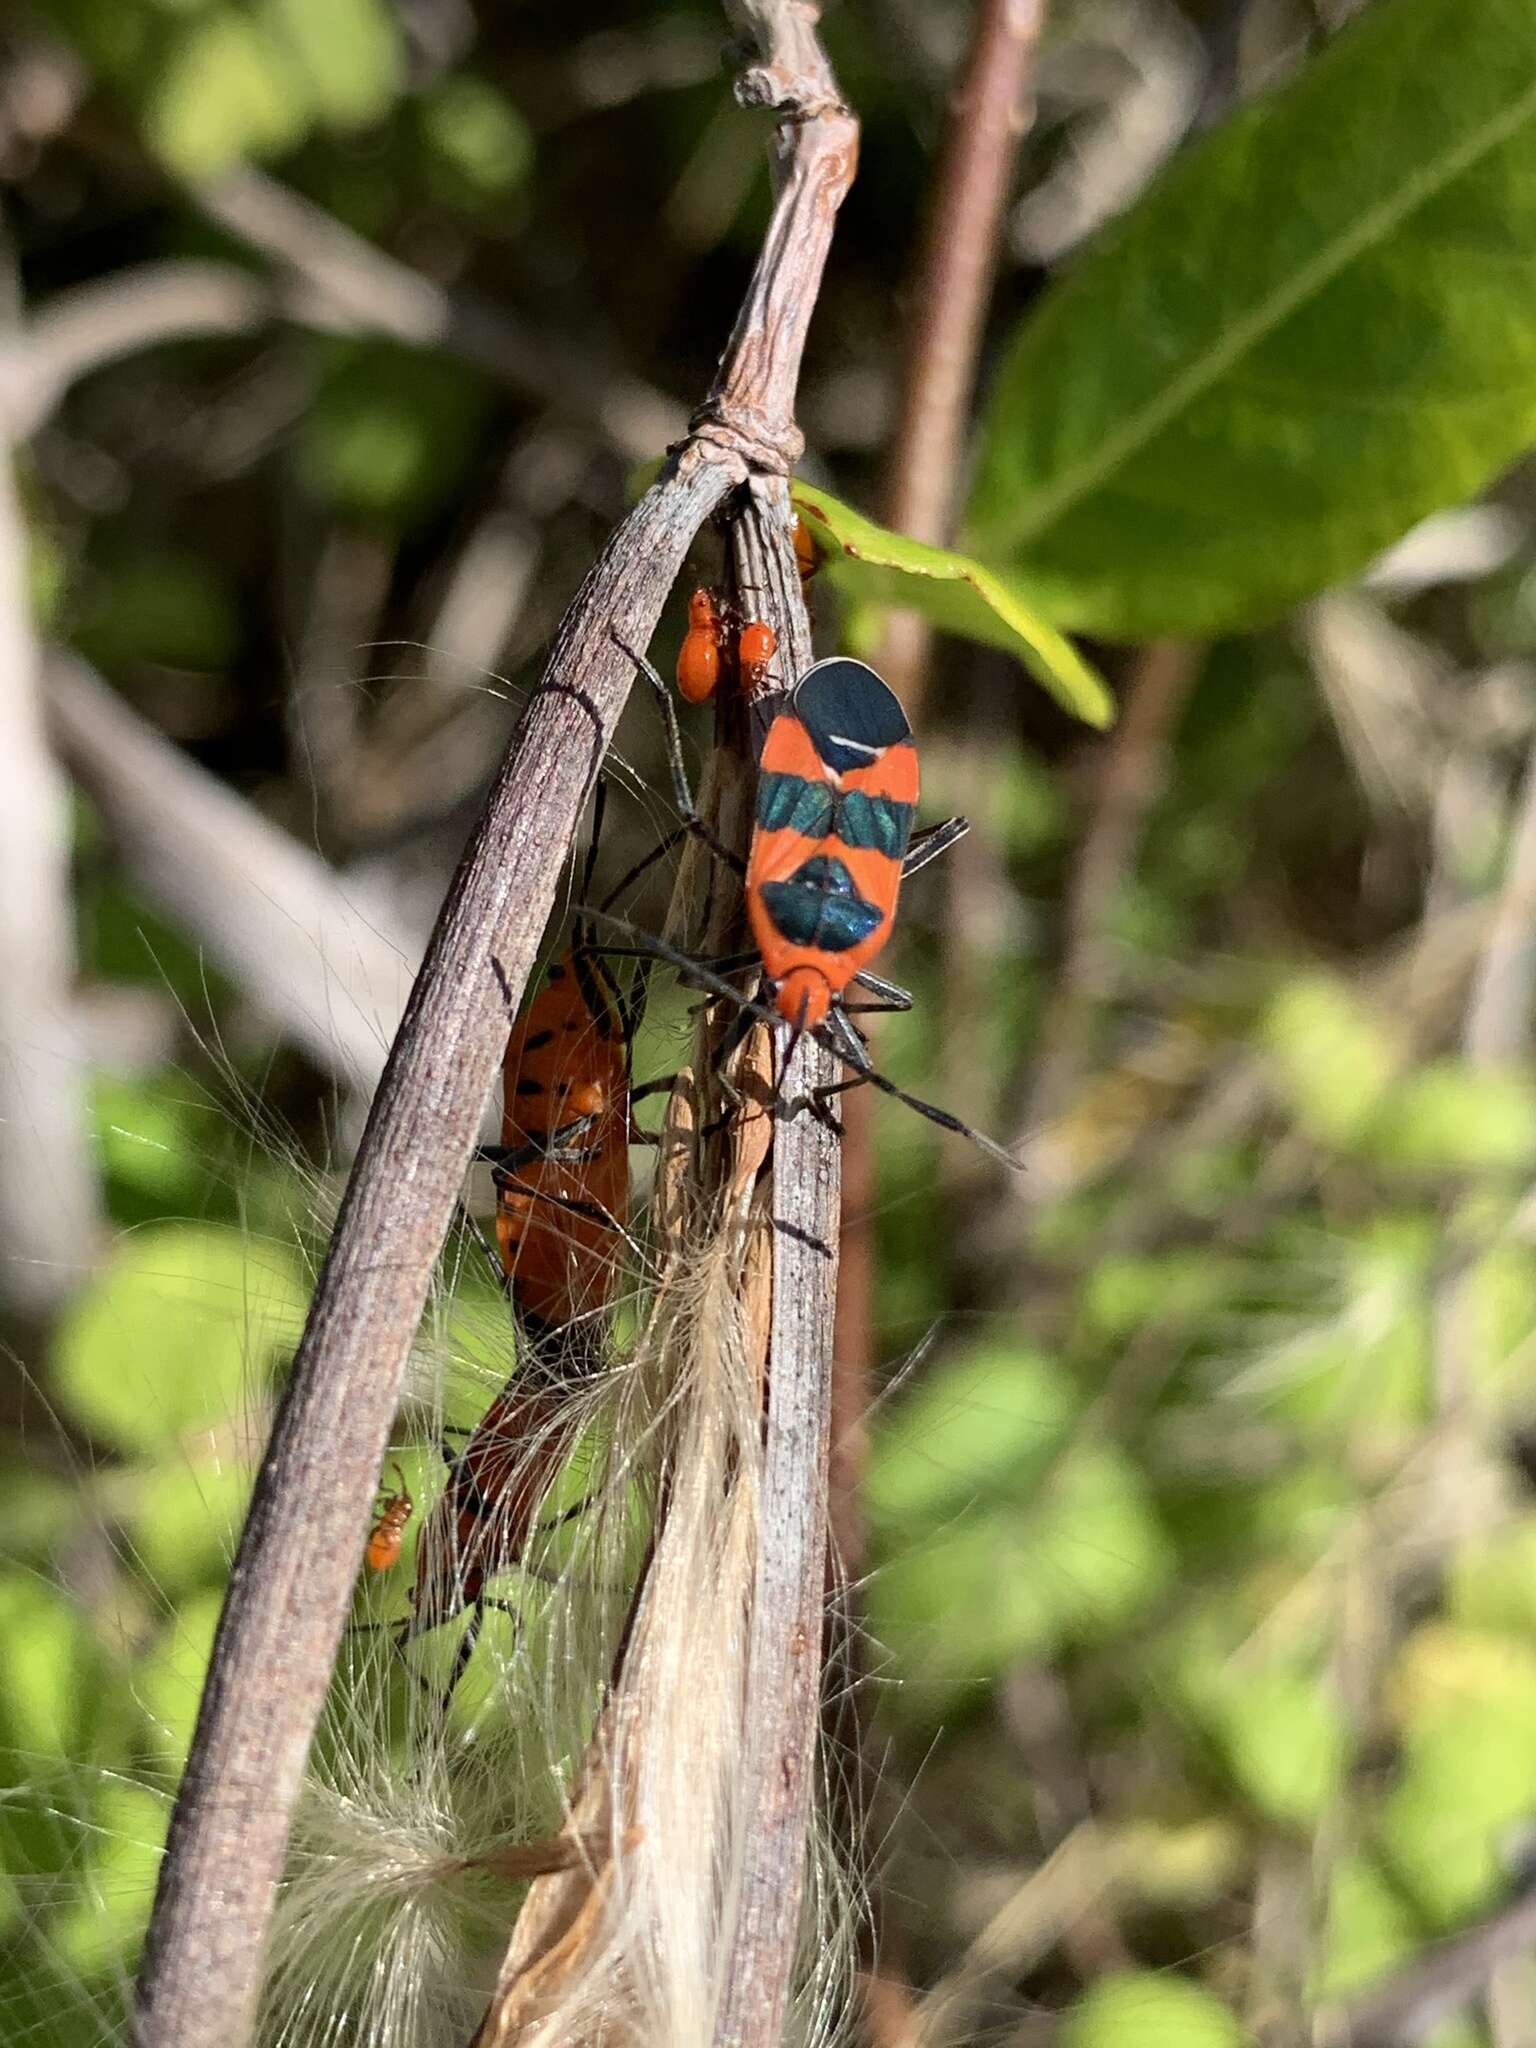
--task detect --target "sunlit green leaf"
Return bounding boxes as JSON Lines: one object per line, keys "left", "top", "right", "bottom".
{"left": 1318, "top": 1855, "right": 1420, "bottom": 2005}
{"left": 1185, "top": 1658, "right": 1347, "bottom": 1825}
{"left": 1382, "top": 1624, "right": 1536, "bottom": 1922}
{"left": 867, "top": 1342, "right": 1077, "bottom": 1527}
{"left": 137, "top": 1592, "right": 221, "bottom": 1769}
{"left": 0, "top": 1576, "right": 90, "bottom": 1760}
{"left": 869, "top": 1443, "right": 1171, "bottom": 1710}
{"left": 1062, "top": 1972, "right": 1245, "bottom": 2048}
{"left": 148, "top": 14, "right": 309, "bottom": 180}
{"left": 1369, "top": 1062, "right": 1536, "bottom": 1173}
{"left": 967, "top": 0, "right": 1536, "bottom": 636}
{"left": 131, "top": 1458, "right": 251, "bottom": 1597}
{"left": 790, "top": 481, "right": 1111, "bottom": 726}
{"left": 261, "top": 0, "right": 403, "bottom": 131}
{"left": 48, "top": 1778, "right": 166, "bottom": 1976}
{"left": 52, "top": 1224, "right": 305, "bottom": 1457}
{"left": 420, "top": 76, "right": 532, "bottom": 196}
{"left": 1262, "top": 978, "right": 1402, "bottom": 1148}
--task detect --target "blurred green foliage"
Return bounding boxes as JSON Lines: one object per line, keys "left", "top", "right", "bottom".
{"left": 8, "top": 0, "right": 1536, "bottom": 2040}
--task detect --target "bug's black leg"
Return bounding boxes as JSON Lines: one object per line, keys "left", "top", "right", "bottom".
{"left": 611, "top": 631, "right": 748, "bottom": 878}
{"left": 901, "top": 815, "right": 969, "bottom": 879}
{"left": 815, "top": 1006, "right": 1021, "bottom": 1170}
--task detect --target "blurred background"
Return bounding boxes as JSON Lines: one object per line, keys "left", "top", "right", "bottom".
{"left": 5, "top": 0, "right": 1536, "bottom": 2041}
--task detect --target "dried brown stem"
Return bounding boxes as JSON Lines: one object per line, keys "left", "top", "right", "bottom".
{"left": 0, "top": 428, "right": 100, "bottom": 1329}
{"left": 712, "top": 488, "right": 840, "bottom": 2048}
{"left": 885, "top": 0, "right": 1045, "bottom": 541}
{"left": 45, "top": 651, "right": 419, "bottom": 1087}
{"left": 1463, "top": 726, "right": 1536, "bottom": 1069}
{"left": 880, "top": 0, "right": 1047, "bottom": 714}
{"left": 134, "top": 5, "right": 855, "bottom": 2043}
{"left": 134, "top": 457, "right": 731, "bottom": 2048}
{"left": 0, "top": 260, "right": 271, "bottom": 437}
{"left": 1013, "top": 638, "right": 1197, "bottom": 1159}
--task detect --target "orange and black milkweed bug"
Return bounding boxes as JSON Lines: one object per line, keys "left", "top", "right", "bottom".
{"left": 614, "top": 634, "right": 1015, "bottom": 1166}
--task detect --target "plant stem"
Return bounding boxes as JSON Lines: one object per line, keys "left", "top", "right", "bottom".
{"left": 135, "top": 5, "right": 857, "bottom": 2043}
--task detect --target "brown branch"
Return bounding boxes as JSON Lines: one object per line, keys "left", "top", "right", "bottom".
{"left": 0, "top": 260, "right": 272, "bottom": 437}
{"left": 197, "top": 168, "right": 685, "bottom": 462}
{"left": 712, "top": 487, "right": 841, "bottom": 2048}
{"left": 136, "top": 455, "right": 733, "bottom": 2048}
{"left": 1463, "top": 726, "right": 1536, "bottom": 1069}
{"left": 1011, "top": 638, "right": 1198, "bottom": 1161}
{"left": 886, "top": 0, "right": 1046, "bottom": 549}
{"left": 840, "top": 0, "right": 1050, "bottom": 1397}
{"left": 45, "top": 652, "right": 419, "bottom": 1088}
{"left": 133, "top": 6, "right": 854, "bottom": 2044}
{"left": 0, "top": 414, "right": 100, "bottom": 1330}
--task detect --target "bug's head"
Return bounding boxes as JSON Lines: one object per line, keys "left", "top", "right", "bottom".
{"left": 773, "top": 965, "right": 833, "bottom": 1033}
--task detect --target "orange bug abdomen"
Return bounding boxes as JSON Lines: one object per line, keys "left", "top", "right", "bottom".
{"left": 366, "top": 1465, "right": 414, "bottom": 1571}
{"left": 676, "top": 587, "right": 728, "bottom": 705}
{"left": 492, "top": 951, "right": 631, "bottom": 1328}
{"left": 736, "top": 619, "right": 777, "bottom": 696}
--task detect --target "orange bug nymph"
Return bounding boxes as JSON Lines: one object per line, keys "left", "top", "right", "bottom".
{"left": 735, "top": 618, "right": 778, "bottom": 696}
{"left": 676, "top": 586, "right": 729, "bottom": 705}
{"left": 366, "top": 1462, "right": 414, "bottom": 1572}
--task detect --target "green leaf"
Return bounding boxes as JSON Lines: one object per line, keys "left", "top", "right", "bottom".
{"left": 48, "top": 1778, "right": 166, "bottom": 1976}
{"left": 866, "top": 1342, "right": 1077, "bottom": 1527}
{"left": 1368, "top": 1062, "right": 1536, "bottom": 1173}
{"left": 297, "top": 343, "right": 488, "bottom": 525}
{"left": 1262, "top": 978, "right": 1402, "bottom": 1149}
{"left": 75, "top": 548, "right": 240, "bottom": 673}
{"left": 869, "top": 1443, "right": 1171, "bottom": 1712}
{"left": 261, "top": 0, "right": 403, "bottom": 132}
{"left": 967, "top": 0, "right": 1536, "bottom": 637}
{"left": 148, "top": 14, "right": 310, "bottom": 180}
{"left": 51, "top": 1224, "right": 307, "bottom": 1457}
{"left": 1062, "top": 1972, "right": 1246, "bottom": 2048}
{"left": 138, "top": 1594, "right": 222, "bottom": 1769}
{"left": 789, "top": 481, "right": 1111, "bottom": 727}
{"left": 1318, "top": 1855, "right": 1420, "bottom": 2004}
{"left": 1381, "top": 1624, "right": 1536, "bottom": 1922}
{"left": 0, "top": 1576, "right": 91, "bottom": 1760}
{"left": 420, "top": 76, "right": 532, "bottom": 197}
{"left": 1186, "top": 1659, "right": 1347, "bottom": 1826}
{"left": 131, "top": 1458, "right": 252, "bottom": 1597}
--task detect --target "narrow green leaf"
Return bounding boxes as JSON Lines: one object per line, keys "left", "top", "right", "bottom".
{"left": 790, "top": 481, "right": 1111, "bottom": 726}
{"left": 967, "top": 0, "right": 1536, "bottom": 637}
